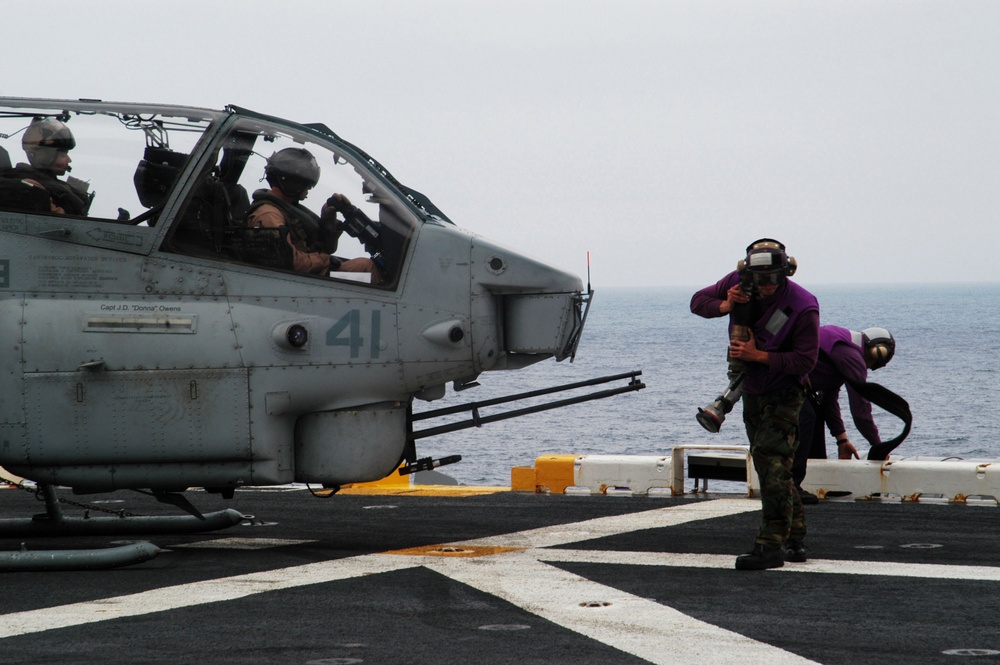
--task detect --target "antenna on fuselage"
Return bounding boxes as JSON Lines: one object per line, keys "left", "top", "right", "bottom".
{"left": 586, "top": 250, "right": 591, "bottom": 293}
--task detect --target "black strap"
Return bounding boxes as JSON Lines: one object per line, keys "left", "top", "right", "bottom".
{"left": 843, "top": 377, "right": 912, "bottom": 460}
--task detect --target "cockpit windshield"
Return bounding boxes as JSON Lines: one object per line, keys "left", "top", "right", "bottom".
{"left": 161, "top": 118, "right": 418, "bottom": 288}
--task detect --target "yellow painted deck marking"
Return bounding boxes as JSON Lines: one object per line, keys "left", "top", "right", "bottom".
{"left": 337, "top": 485, "right": 509, "bottom": 497}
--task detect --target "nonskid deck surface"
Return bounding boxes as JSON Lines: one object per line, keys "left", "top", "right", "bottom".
{"left": 0, "top": 486, "right": 997, "bottom": 665}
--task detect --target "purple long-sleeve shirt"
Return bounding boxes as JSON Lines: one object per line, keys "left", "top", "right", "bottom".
{"left": 691, "top": 271, "right": 819, "bottom": 395}
{"left": 810, "top": 325, "right": 881, "bottom": 445}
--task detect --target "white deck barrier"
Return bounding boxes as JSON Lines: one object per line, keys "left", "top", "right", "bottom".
{"left": 512, "top": 451, "right": 1000, "bottom": 504}
{"left": 802, "top": 456, "right": 1000, "bottom": 503}
{"left": 512, "top": 447, "right": 760, "bottom": 496}
{"left": 572, "top": 454, "right": 673, "bottom": 494}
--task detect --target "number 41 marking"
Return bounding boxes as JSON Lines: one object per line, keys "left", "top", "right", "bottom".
{"left": 326, "top": 309, "right": 382, "bottom": 359}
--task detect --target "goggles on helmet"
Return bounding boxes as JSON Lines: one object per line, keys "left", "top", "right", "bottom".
{"left": 751, "top": 271, "right": 781, "bottom": 285}
{"left": 44, "top": 136, "right": 76, "bottom": 152}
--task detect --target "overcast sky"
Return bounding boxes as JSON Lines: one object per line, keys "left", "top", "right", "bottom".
{"left": 3, "top": 0, "right": 997, "bottom": 289}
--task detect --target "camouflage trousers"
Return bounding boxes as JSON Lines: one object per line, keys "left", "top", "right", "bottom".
{"left": 742, "top": 386, "right": 806, "bottom": 547}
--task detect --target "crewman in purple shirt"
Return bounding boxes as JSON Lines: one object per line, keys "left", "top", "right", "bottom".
{"left": 691, "top": 239, "right": 819, "bottom": 570}
{"left": 794, "top": 325, "right": 896, "bottom": 503}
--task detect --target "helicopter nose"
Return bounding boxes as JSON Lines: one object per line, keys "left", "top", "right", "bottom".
{"left": 471, "top": 240, "right": 589, "bottom": 363}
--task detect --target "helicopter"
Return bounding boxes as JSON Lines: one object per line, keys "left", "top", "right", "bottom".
{"left": 0, "top": 97, "right": 643, "bottom": 560}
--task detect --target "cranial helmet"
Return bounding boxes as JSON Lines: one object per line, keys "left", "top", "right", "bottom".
{"left": 264, "top": 148, "right": 320, "bottom": 199}
{"left": 861, "top": 327, "right": 895, "bottom": 370}
{"left": 22, "top": 117, "right": 75, "bottom": 170}
{"left": 739, "top": 238, "right": 797, "bottom": 282}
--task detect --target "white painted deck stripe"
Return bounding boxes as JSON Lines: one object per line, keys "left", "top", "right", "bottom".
{"left": 427, "top": 553, "right": 820, "bottom": 665}
{"left": 462, "top": 497, "right": 760, "bottom": 549}
{"left": 537, "top": 549, "right": 1000, "bottom": 582}
{"left": 0, "top": 553, "right": 416, "bottom": 639}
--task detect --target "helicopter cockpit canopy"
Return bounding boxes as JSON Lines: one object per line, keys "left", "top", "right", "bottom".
{"left": 0, "top": 103, "right": 213, "bottom": 222}
{"left": 0, "top": 100, "right": 427, "bottom": 289}
{"left": 160, "top": 116, "right": 423, "bottom": 288}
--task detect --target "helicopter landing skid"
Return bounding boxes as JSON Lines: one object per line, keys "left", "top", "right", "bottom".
{"left": 0, "top": 483, "right": 245, "bottom": 538}
{"left": 0, "top": 483, "right": 245, "bottom": 571}
{"left": 0, "top": 540, "right": 162, "bottom": 572}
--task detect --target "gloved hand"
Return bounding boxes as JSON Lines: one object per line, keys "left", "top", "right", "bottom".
{"left": 324, "top": 193, "right": 352, "bottom": 214}
{"left": 319, "top": 202, "right": 342, "bottom": 231}
{"left": 319, "top": 194, "right": 350, "bottom": 253}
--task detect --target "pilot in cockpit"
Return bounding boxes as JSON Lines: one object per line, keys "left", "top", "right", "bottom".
{"left": 245, "top": 147, "right": 380, "bottom": 283}
{"left": 2, "top": 118, "right": 92, "bottom": 215}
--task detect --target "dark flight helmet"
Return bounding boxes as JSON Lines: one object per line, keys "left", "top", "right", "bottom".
{"left": 739, "top": 238, "right": 797, "bottom": 285}
{"left": 264, "top": 148, "right": 320, "bottom": 199}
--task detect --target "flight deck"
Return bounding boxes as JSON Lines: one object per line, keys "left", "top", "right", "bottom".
{"left": 0, "top": 483, "right": 997, "bottom": 665}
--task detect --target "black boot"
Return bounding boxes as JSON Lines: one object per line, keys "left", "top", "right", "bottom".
{"left": 735, "top": 543, "right": 784, "bottom": 570}
{"left": 797, "top": 487, "right": 819, "bottom": 505}
{"left": 784, "top": 539, "right": 807, "bottom": 563}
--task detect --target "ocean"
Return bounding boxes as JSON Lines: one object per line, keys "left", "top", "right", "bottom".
{"left": 415, "top": 283, "right": 1000, "bottom": 487}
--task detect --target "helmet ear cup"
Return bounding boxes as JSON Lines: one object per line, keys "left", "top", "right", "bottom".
{"left": 785, "top": 256, "right": 797, "bottom": 277}
{"left": 861, "top": 327, "right": 896, "bottom": 370}
{"left": 868, "top": 344, "right": 890, "bottom": 368}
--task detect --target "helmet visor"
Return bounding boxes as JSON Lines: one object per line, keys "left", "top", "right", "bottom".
{"left": 45, "top": 136, "right": 76, "bottom": 152}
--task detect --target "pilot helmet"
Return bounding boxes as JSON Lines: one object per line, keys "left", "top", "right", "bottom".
{"left": 861, "top": 327, "right": 895, "bottom": 370}
{"left": 742, "top": 238, "right": 797, "bottom": 285}
{"left": 22, "top": 117, "right": 76, "bottom": 171}
{"left": 264, "top": 148, "right": 320, "bottom": 199}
